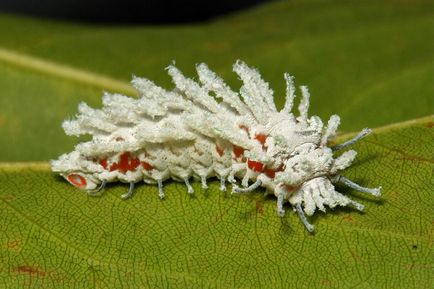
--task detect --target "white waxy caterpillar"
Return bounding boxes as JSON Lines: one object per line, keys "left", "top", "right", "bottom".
{"left": 52, "top": 61, "right": 381, "bottom": 232}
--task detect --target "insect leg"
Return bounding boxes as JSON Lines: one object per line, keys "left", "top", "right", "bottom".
{"left": 184, "top": 178, "right": 194, "bottom": 194}
{"left": 87, "top": 180, "right": 107, "bottom": 196}
{"left": 201, "top": 176, "right": 208, "bottom": 189}
{"left": 335, "top": 175, "right": 381, "bottom": 196}
{"left": 347, "top": 199, "right": 365, "bottom": 211}
{"left": 227, "top": 174, "right": 236, "bottom": 184}
{"left": 157, "top": 179, "right": 165, "bottom": 199}
{"left": 276, "top": 189, "right": 285, "bottom": 217}
{"left": 121, "top": 182, "right": 135, "bottom": 200}
{"left": 295, "top": 203, "right": 314, "bottom": 233}
{"left": 332, "top": 128, "right": 371, "bottom": 151}
{"left": 241, "top": 169, "right": 255, "bottom": 187}
{"left": 228, "top": 163, "right": 245, "bottom": 184}
{"left": 241, "top": 174, "right": 250, "bottom": 187}
{"left": 232, "top": 179, "right": 262, "bottom": 194}
{"left": 219, "top": 176, "right": 226, "bottom": 192}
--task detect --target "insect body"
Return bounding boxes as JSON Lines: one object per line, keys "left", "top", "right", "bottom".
{"left": 52, "top": 61, "right": 381, "bottom": 232}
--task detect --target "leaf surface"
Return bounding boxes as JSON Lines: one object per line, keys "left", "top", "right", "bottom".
{"left": 0, "top": 1, "right": 433, "bottom": 287}
{"left": 0, "top": 117, "right": 432, "bottom": 288}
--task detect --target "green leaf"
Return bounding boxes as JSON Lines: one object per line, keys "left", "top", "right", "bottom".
{"left": 0, "top": 0, "right": 433, "bottom": 160}
{"left": 0, "top": 117, "right": 432, "bottom": 288}
{"left": 0, "top": 1, "right": 432, "bottom": 287}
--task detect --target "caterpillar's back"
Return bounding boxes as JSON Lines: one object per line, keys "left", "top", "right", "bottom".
{"left": 52, "top": 60, "right": 381, "bottom": 232}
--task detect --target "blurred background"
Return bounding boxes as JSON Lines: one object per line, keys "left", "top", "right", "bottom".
{"left": 0, "top": 0, "right": 265, "bottom": 23}
{"left": 0, "top": 0, "right": 432, "bottom": 161}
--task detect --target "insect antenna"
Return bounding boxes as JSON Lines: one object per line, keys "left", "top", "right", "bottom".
{"left": 121, "top": 182, "right": 135, "bottom": 200}
{"left": 335, "top": 175, "right": 382, "bottom": 197}
{"left": 332, "top": 128, "right": 372, "bottom": 151}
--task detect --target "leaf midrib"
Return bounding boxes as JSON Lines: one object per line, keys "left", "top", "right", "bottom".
{"left": 0, "top": 47, "right": 136, "bottom": 96}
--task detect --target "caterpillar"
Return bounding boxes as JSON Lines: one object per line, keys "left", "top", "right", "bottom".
{"left": 51, "top": 60, "right": 381, "bottom": 232}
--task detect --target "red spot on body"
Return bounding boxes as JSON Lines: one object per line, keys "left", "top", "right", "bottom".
{"left": 141, "top": 161, "right": 153, "bottom": 171}
{"left": 67, "top": 174, "right": 87, "bottom": 188}
{"left": 263, "top": 164, "right": 284, "bottom": 179}
{"left": 110, "top": 152, "right": 140, "bottom": 173}
{"left": 109, "top": 163, "right": 118, "bottom": 171}
{"left": 118, "top": 152, "right": 130, "bottom": 171}
{"left": 215, "top": 145, "right": 224, "bottom": 157}
{"left": 247, "top": 160, "right": 264, "bottom": 172}
{"left": 239, "top": 125, "right": 249, "bottom": 134}
{"left": 99, "top": 159, "right": 108, "bottom": 169}
{"left": 255, "top": 134, "right": 267, "bottom": 148}
{"left": 233, "top": 146, "right": 245, "bottom": 158}
{"left": 130, "top": 157, "right": 140, "bottom": 169}
{"left": 264, "top": 168, "right": 276, "bottom": 178}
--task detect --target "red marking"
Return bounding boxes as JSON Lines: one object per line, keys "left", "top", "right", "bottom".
{"left": 130, "top": 157, "right": 140, "bottom": 169}
{"left": 13, "top": 265, "right": 46, "bottom": 277}
{"left": 6, "top": 240, "right": 21, "bottom": 249}
{"left": 263, "top": 164, "right": 284, "bottom": 179}
{"left": 255, "top": 200, "right": 264, "bottom": 215}
{"left": 342, "top": 215, "right": 354, "bottom": 222}
{"left": 110, "top": 152, "right": 140, "bottom": 173}
{"left": 215, "top": 145, "right": 224, "bottom": 157}
{"left": 109, "top": 163, "right": 118, "bottom": 171}
{"left": 321, "top": 279, "right": 333, "bottom": 287}
{"left": 99, "top": 159, "right": 108, "bottom": 169}
{"left": 141, "top": 161, "right": 153, "bottom": 171}
{"left": 67, "top": 174, "right": 87, "bottom": 188}
{"left": 264, "top": 168, "right": 276, "bottom": 178}
{"left": 255, "top": 134, "right": 267, "bottom": 147}
{"left": 233, "top": 146, "right": 245, "bottom": 158}
{"left": 239, "top": 125, "right": 249, "bottom": 134}
{"left": 247, "top": 160, "right": 264, "bottom": 172}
